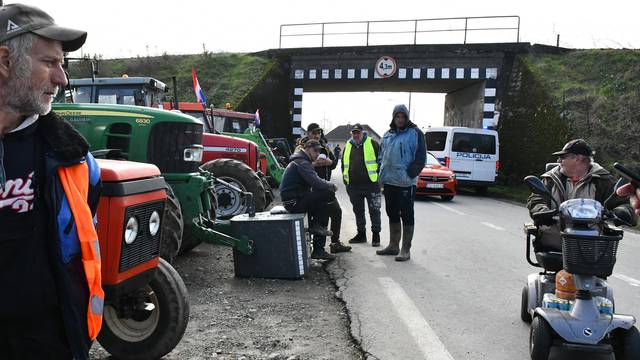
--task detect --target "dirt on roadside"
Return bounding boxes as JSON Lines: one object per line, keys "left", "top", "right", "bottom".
{"left": 90, "top": 243, "right": 362, "bottom": 360}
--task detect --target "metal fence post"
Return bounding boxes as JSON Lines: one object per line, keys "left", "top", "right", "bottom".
{"left": 366, "top": 21, "right": 370, "bottom": 46}
{"left": 464, "top": 18, "right": 468, "bottom": 44}
{"left": 517, "top": 16, "right": 520, "bottom": 43}
{"left": 414, "top": 20, "right": 418, "bottom": 44}
{"left": 279, "top": 25, "right": 282, "bottom": 49}
{"left": 321, "top": 23, "right": 325, "bottom": 47}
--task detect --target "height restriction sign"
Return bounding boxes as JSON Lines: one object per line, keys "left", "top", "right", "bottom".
{"left": 375, "top": 56, "right": 397, "bottom": 78}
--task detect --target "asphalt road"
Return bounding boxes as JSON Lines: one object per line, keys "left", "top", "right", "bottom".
{"left": 327, "top": 170, "right": 640, "bottom": 360}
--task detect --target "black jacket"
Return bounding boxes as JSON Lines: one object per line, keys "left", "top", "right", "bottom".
{"left": 295, "top": 136, "right": 338, "bottom": 181}
{"left": 280, "top": 149, "right": 333, "bottom": 200}
{"left": 38, "top": 112, "right": 101, "bottom": 359}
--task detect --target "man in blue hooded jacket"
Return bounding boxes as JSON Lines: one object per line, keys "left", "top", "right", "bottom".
{"left": 376, "top": 104, "right": 426, "bottom": 261}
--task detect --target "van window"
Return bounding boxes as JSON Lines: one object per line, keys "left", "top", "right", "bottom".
{"left": 452, "top": 133, "right": 496, "bottom": 154}
{"left": 426, "top": 132, "right": 447, "bottom": 151}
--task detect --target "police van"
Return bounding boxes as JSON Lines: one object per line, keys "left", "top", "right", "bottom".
{"left": 425, "top": 126, "right": 499, "bottom": 194}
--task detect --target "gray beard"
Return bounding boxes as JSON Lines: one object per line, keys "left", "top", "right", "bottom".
{"left": 3, "top": 78, "right": 51, "bottom": 115}
{"left": 1, "top": 58, "right": 52, "bottom": 116}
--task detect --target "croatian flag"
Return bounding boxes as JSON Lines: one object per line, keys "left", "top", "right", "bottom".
{"left": 192, "top": 66, "right": 206, "bottom": 105}
{"left": 254, "top": 109, "right": 261, "bottom": 127}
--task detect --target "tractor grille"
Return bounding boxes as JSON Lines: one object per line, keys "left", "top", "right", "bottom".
{"left": 148, "top": 122, "right": 203, "bottom": 173}
{"left": 119, "top": 201, "right": 164, "bottom": 272}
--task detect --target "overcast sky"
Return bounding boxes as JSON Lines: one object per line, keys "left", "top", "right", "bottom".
{"left": 17, "top": 0, "right": 638, "bottom": 135}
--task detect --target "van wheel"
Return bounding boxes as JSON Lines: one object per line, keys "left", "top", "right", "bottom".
{"left": 441, "top": 195, "right": 454, "bottom": 201}
{"left": 475, "top": 186, "right": 488, "bottom": 195}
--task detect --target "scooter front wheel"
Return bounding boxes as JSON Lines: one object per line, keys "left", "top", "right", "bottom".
{"left": 613, "top": 326, "right": 640, "bottom": 360}
{"left": 521, "top": 286, "right": 532, "bottom": 323}
{"left": 530, "top": 316, "right": 553, "bottom": 360}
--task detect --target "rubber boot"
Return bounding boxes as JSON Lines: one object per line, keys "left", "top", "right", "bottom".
{"left": 348, "top": 231, "right": 367, "bottom": 244}
{"left": 376, "top": 223, "right": 401, "bottom": 255}
{"left": 371, "top": 232, "right": 380, "bottom": 247}
{"left": 395, "top": 225, "right": 414, "bottom": 261}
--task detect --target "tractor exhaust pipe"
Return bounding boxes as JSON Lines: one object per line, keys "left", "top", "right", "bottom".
{"left": 172, "top": 76, "right": 179, "bottom": 110}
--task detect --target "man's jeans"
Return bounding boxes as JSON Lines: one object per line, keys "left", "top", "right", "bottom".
{"left": 347, "top": 183, "right": 382, "bottom": 233}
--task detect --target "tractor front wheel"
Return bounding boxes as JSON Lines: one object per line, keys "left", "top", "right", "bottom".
{"left": 98, "top": 258, "right": 190, "bottom": 360}
{"left": 159, "top": 183, "right": 183, "bottom": 263}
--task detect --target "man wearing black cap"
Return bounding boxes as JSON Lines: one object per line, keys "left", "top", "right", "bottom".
{"left": 527, "top": 139, "right": 634, "bottom": 250}
{"left": 0, "top": 4, "right": 102, "bottom": 359}
{"left": 280, "top": 138, "right": 340, "bottom": 260}
{"left": 296, "top": 123, "right": 351, "bottom": 254}
{"left": 342, "top": 123, "right": 382, "bottom": 246}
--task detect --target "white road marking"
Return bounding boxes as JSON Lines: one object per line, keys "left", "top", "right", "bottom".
{"left": 433, "top": 203, "right": 466, "bottom": 216}
{"left": 613, "top": 273, "right": 640, "bottom": 287}
{"left": 480, "top": 221, "right": 506, "bottom": 231}
{"left": 378, "top": 277, "right": 455, "bottom": 360}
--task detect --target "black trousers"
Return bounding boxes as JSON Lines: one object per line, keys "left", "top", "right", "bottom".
{"left": 284, "top": 189, "right": 336, "bottom": 249}
{"left": 0, "top": 310, "right": 73, "bottom": 360}
{"left": 312, "top": 198, "right": 342, "bottom": 246}
{"left": 383, "top": 184, "right": 416, "bottom": 226}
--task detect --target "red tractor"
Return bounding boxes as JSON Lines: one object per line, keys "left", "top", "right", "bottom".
{"left": 95, "top": 159, "right": 189, "bottom": 359}
{"left": 163, "top": 101, "right": 273, "bottom": 218}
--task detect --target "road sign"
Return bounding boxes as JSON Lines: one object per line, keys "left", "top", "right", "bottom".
{"left": 375, "top": 56, "right": 397, "bottom": 78}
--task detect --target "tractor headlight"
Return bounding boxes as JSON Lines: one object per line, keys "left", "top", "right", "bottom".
{"left": 149, "top": 210, "right": 161, "bottom": 237}
{"left": 124, "top": 217, "right": 139, "bottom": 245}
{"left": 184, "top": 145, "right": 204, "bottom": 162}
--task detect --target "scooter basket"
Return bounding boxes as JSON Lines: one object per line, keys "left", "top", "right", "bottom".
{"left": 562, "top": 234, "right": 621, "bottom": 277}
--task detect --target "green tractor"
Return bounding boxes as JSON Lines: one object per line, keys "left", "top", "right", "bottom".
{"left": 63, "top": 75, "right": 289, "bottom": 185}
{"left": 63, "top": 76, "right": 275, "bottom": 211}
{"left": 52, "top": 102, "right": 254, "bottom": 262}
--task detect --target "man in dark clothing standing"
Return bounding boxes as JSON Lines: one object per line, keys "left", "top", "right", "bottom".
{"left": 0, "top": 4, "right": 102, "bottom": 359}
{"left": 333, "top": 144, "right": 342, "bottom": 164}
{"left": 376, "top": 105, "right": 426, "bottom": 261}
{"left": 280, "top": 139, "right": 339, "bottom": 260}
{"left": 342, "top": 123, "right": 382, "bottom": 246}
{"left": 296, "top": 123, "right": 351, "bottom": 253}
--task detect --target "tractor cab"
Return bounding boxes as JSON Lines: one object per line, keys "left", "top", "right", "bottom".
{"left": 210, "top": 108, "right": 255, "bottom": 134}
{"left": 63, "top": 76, "right": 166, "bottom": 108}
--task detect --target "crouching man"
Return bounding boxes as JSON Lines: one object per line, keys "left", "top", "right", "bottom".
{"left": 280, "top": 139, "right": 338, "bottom": 260}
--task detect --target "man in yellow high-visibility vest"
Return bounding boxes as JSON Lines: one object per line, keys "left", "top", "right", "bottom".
{"left": 342, "top": 124, "right": 382, "bottom": 246}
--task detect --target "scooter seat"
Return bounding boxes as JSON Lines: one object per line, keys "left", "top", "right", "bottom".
{"left": 535, "top": 251, "right": 563, "bottom": 272}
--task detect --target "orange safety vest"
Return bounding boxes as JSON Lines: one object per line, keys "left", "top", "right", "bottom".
{"left": 58, "top": 163, "right": 104, "bottom": 340}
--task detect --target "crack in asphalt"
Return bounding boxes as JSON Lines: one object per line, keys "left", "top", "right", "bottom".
{"left": 324, "top": 257, "right": 381, "bottom": 360}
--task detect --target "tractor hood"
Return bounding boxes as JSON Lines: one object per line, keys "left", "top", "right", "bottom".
{"left": 97, "top": 159, "right": 161, "bottom": 182}
{"left": 202, "top": 132, "right": 259, "bottom": 150}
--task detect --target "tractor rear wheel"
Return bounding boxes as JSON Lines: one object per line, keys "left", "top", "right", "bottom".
{"left": 201, "top": 159, "right": 267, "bottom": 219}
{"left": 98, "top": 258, "right": 190, "bottom": 360}
{"left": 159, "top": 183, "right": 183, "bottom": 263}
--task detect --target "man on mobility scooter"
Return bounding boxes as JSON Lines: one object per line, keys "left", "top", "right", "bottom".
{"left": 522, "top": 139, "right": 639, "bottom": 360}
